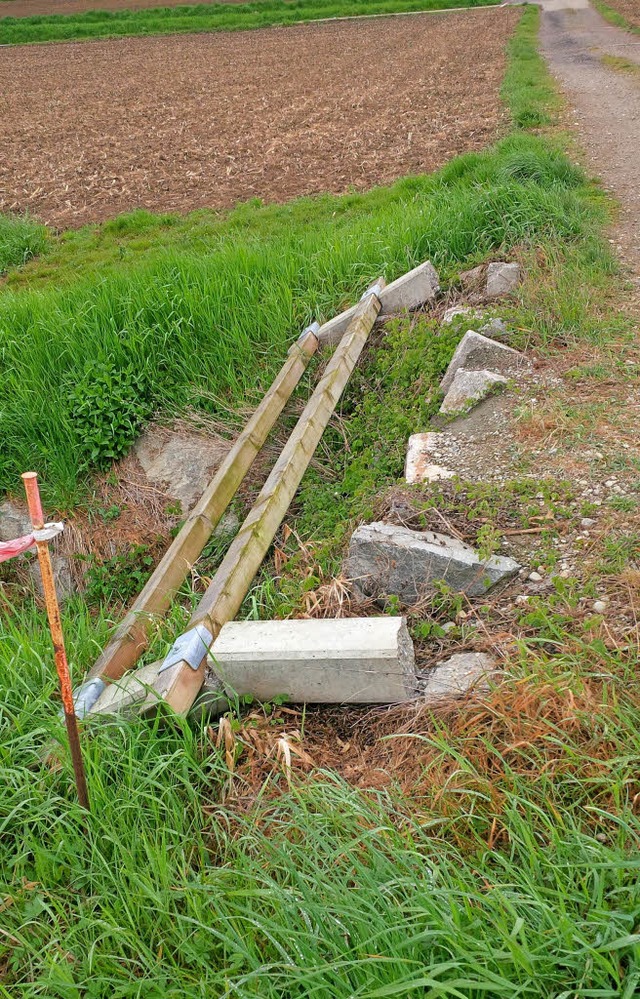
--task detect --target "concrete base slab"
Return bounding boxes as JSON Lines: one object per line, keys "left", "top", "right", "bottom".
{"left": 206, "top": 616, "right": 417, "bottom": 704}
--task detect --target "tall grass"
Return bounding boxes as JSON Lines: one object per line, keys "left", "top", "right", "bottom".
{"left": 0, "top": 133, "right": 607, "bottom": 505}
{"left": 0, "top": 0, "right": 500, "bottom": 45}
{"left": 1, "top": 595, "right": 639, "bottom": 996}
{"left": 0, "top": 214, "right": 49, "bottom": 275}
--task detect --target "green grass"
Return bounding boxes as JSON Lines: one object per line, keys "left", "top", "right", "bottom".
{"left": 501, "top": 1, "right": 562, "bottom": 129}
{"left": 601, "top": 53, "right": 640, "bottom": 77}
{"left": 0, "top": 129, "right": 609, "bottom": 506}
{"left": 0, "top": 0, "right": 500, "bottom": 45}
{"left": 0, "top": 215, "right": 49, "bottom": 275}
{"left": 1, "top": 596, "right": 639, "bottom": 997}
{"left": 592, "top": 0, "right": 640, "bottom": 34}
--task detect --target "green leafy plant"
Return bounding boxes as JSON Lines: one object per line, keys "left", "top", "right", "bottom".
{"left": 68, "top": 360, "right": 154, "bottom": 470}
{"left": 81, "top": 543, "right": 155, "bottom": 606}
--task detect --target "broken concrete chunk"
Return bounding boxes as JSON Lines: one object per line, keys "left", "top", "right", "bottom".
{"left": 206, "top": 617, "right": 417, "bottom": 704}
{"left": 440, "top": 368, "right": 507, "bottom": 415}
{"left": 440, "top": 330, "right": 527, "bottom": 393}
{"left": 479, "top": 318, "right": 508, "bottom": 340}
{"left": 317, "top": 261, "right": 440, "bottom": 346}
{"left": 441, "top": 305, "right": 481, "bottom": 325}
{"left": 419, "top": 652, "right": 497, "bottom": 703}
{"left": 486, "top": 262, "right": 521, "bottom": 299}
{"left": 405, "top": 433, "right": 455, "bottom": 484}
{"left": 346, "top": 522, "right": 520, "bottom": 605}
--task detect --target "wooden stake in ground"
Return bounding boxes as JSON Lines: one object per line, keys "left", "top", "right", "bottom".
{"left": 82, "top": 325, "right": 319, "bottom": 701}
{"left": 99, "top": 280, "right": 384, "bottom": 718}
{"left": 22, "top": 472, "right": 90, "bottom": 811}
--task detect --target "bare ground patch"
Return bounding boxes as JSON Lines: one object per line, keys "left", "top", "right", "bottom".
{"left": 0, "top": 9, "right": 518, "bottom": 228}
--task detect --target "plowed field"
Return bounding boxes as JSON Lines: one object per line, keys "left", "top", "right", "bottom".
{"left": 0, "top": 9, "right": 519, "bottom": 228}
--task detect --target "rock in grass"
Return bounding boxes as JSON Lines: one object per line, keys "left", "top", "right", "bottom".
{"left": 0, "top": 500, "right": 31, "bottom": 541}
{"left": 439, "top": 368, "right": 507, "bottom": 415}
{"left": 441, "top": 305, "right": 481, "bottom": 325}
{"left": 419, "top": 652, "right": 497, "bottom": 703}
{"left": 486, "top": 262, "right": 521, "bottom": 298}
{"left": 440, "top": 330, "right": 527, "bottom": 393}
{"left": 405, "top": 433, "right": 455, "bottom": 484}
{"left": 346, "top": 522, "right": 520, "bottom": 605}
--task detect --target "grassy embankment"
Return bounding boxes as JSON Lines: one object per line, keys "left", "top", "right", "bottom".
{"left": 592, "top": 0, "right": 640, "bottom": 33}
{"left": 0, "top": 0, "right": 500, "bottom": 43}
{"left": 2, "top": 7, "right": 640, "bottom": 998}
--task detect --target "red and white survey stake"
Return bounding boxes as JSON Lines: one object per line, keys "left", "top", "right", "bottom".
{"left": 18, "top": 472, "right": 90, "bottom": 811}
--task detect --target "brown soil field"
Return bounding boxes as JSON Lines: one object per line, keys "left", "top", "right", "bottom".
{"left": 0, "top": 0, "right": 249, "bottom": 17}
{"left": 0, "top": 9, "right": 519, "bottom": 229}
{"left": 602, "top": 0, "right": 640, "bottom": 29}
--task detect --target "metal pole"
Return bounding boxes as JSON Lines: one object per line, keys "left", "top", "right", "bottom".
{"left": 22, "top": 472, "right": 90, "bottom": 811}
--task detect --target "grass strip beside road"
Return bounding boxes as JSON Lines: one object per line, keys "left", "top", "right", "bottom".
{"left": 0, "top": 0, "right": 502, "bottom": 44}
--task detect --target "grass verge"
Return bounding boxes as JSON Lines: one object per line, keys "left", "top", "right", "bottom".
{"left": 0, "top": 0, "right": 500, "bottom": 45}
{"left": 0, "top": 215, "right": 49, "bottom": 275}
{"left": 592, "top": 0, "right": 640, "bottom": 34}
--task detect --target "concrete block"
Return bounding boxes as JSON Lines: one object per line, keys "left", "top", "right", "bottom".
{"left": 440, "top": 368, "right": 507, "bottom": 416}
{"left": 440, "top": 330, "right": 526, "bottom": 393}
{"left": 405, "top": 433, "right": 455, "bottom": 484}
{"left": 207, "top": 616, "right": 417, "bottom": 704}
{"left": 420, "top": 652, "right": 497, "bottom": 703}
{"left": 486, "top": 262, "right": 521, "bottom": 298}
{"left": 346, "top": 522, "right": 520, "bottom": 604}
{"left": 317, "top": 262, "right": 440, "bottom": 346}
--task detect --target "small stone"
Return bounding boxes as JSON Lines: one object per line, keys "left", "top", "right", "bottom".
{"left": 592, "top": 600, "right": 608, "bottom": 614}
{"left": 595, "top": 833, "right": 608, "bottom": 844}
{"left": 515, "top": 594, "right": 530, "bottom": 606}
{"left": 559, "top": 569, "right": 572, "bottom": 578}
{"left": 441, "top": 621, "right": 457, "bottom": 634}
{"left": 441, "top": 305, "right": 480, "bottom": 325}
{"left": 485, "top": 262, "right": 521, "bottom": 298}
{"left": 479, "top": 318, "right": 508, "bottom": 340}
{"left": 528, "top": 571, "right": 543, "bottom": 582}
{"left": 580, "top": 518, "right": 596, "bottom": 529}
{"left": 439, "top": 368, "right": 507, "bottom": 415}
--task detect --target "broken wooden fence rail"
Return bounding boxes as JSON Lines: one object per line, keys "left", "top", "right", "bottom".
{"left": 88, "top": 278, "right": 385, "bottom": 719}
{"left": 74, "top": 323, "right": 320, "bottom": 716}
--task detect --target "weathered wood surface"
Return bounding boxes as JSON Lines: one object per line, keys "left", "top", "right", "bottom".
{"left": 89, "top": 281, "right": 384, "bottom": 719}
{"left": 146, "top": 280, "right": 385, "bottom": 716}
{"left": 86, "top": 327, "right": 318, "bottom": 687}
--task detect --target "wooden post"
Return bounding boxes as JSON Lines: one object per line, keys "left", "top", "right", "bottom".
{"left": 94, "top": 281, "right": 384, "bottom": 719}
{"left": 22, "top": 473, "right": 90, "bottom": 810}
{"left": 84, "top": 327, "right": 319, "bottom": 693}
